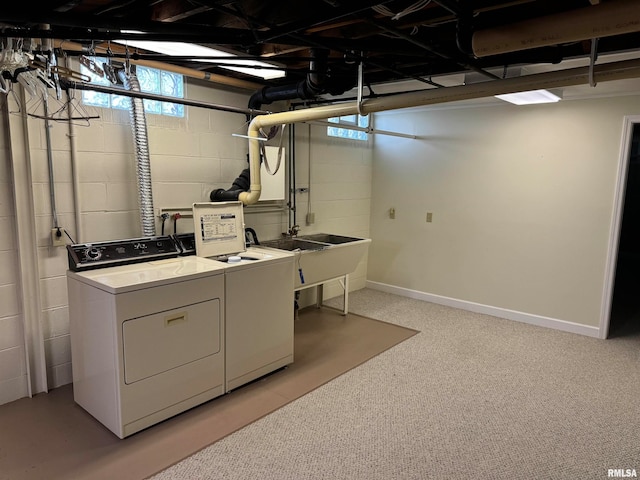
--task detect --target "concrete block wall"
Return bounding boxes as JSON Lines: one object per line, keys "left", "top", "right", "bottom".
{"left": 293, "top": 123, "right": 372, "bottom": 304}
{"left": 1, "top": 77, "right": 373, "bottom": 404}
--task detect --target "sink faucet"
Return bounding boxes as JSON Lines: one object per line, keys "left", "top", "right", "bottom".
{"left": 284, "top": 225, "right": 300, "bottom": 237}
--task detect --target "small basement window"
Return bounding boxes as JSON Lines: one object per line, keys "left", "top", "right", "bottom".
{"left": 81, "top": 58, "right": 185, "bottom": 118}
{"left": 327, "top": 114, "right": 369, "bottom": 141}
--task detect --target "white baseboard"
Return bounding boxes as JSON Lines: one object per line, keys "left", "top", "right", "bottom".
{"left": 366, "top": 281, "right": 601, "bottom": 338}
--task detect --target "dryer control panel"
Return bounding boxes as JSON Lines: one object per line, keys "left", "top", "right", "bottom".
{"left": 67, "top": 236, "right": 181, "bottom": 271}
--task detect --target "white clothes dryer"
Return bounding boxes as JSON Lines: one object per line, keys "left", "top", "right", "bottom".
{"left": 67, "top": 253, "right": 226, "bottom": 438}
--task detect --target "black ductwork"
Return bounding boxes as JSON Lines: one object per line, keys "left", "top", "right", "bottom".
{"left": 209, "top": 165, "right": 251, "bottom": 202}
{"left": 248, "top": 48, "right": 331, "bottom": 111}
{"left": 211, "top": 48, "right": 354, "bottom": 202}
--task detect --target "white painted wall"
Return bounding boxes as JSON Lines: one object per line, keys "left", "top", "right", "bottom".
{"left": 368, "top": 95, "right": 640, "bottom": 330}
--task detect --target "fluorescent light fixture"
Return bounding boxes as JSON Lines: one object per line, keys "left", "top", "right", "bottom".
{"left": 495, "top": 89, "right": 562, "bottom": 105}
{"left": 115, "top": 37, "right": 286, "bottom": 80}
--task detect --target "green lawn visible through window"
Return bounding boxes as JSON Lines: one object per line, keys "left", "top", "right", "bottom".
{"left": 81, "top": 58, "right": 184, "bottom": 117}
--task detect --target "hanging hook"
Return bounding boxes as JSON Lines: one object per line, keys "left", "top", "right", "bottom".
{"left": 589, "top": 37, "right": 599, "bottom": 88}
{"left": 124, "top": 45, "right": 131, "bottom": 76}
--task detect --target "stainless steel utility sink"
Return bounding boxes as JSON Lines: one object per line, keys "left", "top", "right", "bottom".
{"left": 297, "top": 233, "right": 363, "bottom": 245}
{"left": 260, "top": 232, "right": 371, "bottom": 289}
{"left": 259, "top": 238, "right": 327, "bottom": 251}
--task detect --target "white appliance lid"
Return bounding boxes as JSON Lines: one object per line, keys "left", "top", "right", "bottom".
{"left": 192, "top": 201, "right": 246, "bottom": 258}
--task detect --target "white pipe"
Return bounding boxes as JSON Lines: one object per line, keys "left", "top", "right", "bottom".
{"left": 473, "top": 0, "right": 640, "bottom": 57}
{"left": 240, "top": 58, "right": 640, "bottom": 205}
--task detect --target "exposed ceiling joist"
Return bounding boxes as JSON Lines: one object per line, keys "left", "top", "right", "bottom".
{"left": 0, "top": 0, "right": 639, "bottom": 94}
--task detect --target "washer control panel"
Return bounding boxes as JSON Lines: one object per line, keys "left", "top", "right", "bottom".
{"left": 67, "top": 236, "right": 181, "bottom": 271}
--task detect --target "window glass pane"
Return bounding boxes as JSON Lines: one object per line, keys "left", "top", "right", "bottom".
{"left": 81, "top": 58, "right": 184, "bottom": 118}
{"left": 80, "top": 56, "right": 111, "bottom": 107}
{"left": 80, "top": 57, "right": 110, "bottom": 87}
{"left": 136, "top": 66, "right": 160, "bottom": 94}
{"left": 111, "top": 94, "right": 131, "bottom": 110}
{"left": 161, "top": 71, "right": 184, "bottom": 98}
{"left": 327, "top": 114, "right": 368, "bottom": 141}
{"left": 143, "top": 99, "right": 162, "bottom": 114}
{"left": 162, "top": 102, "right": 185, "bottom": 117}
{"left": 82, "top": 90, "right": 110, "bottom": 108}
{"left": 341, "top": 114, "right": 357, "bottom": 124}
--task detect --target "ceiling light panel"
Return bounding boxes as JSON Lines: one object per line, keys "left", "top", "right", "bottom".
{"left": 495, "top": 89, "right": 562, "bottom": 105}
{"left": 115, "top": 39, "right": 286, "bottom": 80}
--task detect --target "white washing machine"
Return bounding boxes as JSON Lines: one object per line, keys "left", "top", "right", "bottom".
{"left": 192, "top": 202, "right": 295, "bottom": 391}
{"left": 67, "top": 248, "right": 226, "bottom": 439}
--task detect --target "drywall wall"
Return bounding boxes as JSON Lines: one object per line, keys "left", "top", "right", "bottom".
{"left": 368, "top": 95, "right": 640, "bottom": 329}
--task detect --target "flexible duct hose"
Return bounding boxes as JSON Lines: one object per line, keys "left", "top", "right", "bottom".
{"left": 210, "top": 166, "right": 250, "bottom": 201}
{"left": 121, "top": 70, "right": 156, "bottom": 236}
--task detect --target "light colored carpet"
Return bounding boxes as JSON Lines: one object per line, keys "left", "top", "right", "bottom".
{"left": 0, "top": 307, "right": 416, "bottom": 480}
{"left": 151, "top": 288, "right": 640, "bottom": 480}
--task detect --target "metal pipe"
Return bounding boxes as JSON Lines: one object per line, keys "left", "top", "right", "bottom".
{"left": 304, "top": 119, "right": 417, "bottom": 139}
{"left": 43, "top": 95, "right": 59, "bottom": 229}
{"left": 239, "top": 58, "right": 640, "bottom": 205}
{"left": 67, "top": 92, "right": 82, "bottom": 243}
{"left": 69, "top": 81, "right": 270, "bottom": 116}
{"left": 473, "top": 0, "right": 640, "bottom": 57}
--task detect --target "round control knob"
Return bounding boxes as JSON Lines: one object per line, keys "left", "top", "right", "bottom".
{"left": 85, "top": 247, "right": 102, "bottom": 261}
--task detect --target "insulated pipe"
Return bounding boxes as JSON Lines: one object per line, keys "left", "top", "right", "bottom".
{"left": 473, "top": 0, "right": 640, "bottom": 57}
{"left": 239, "top": 58, "right": 640, "bottom": 205}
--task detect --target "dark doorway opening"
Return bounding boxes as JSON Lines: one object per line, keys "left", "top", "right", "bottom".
{"left": 609, "top": 123, "right": 640, "bottom": 338}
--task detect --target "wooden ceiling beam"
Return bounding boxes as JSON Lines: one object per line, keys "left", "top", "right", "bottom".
{"left": 151, "top": 0, "right": 212, "bottom": 22}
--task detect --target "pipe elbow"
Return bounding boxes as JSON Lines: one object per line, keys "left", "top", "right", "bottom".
{"left": 239, "top": 186, "right": 262, "bottom": 205}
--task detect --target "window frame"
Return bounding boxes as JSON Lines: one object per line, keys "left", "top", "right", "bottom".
{"left": 80, "top": 58, "right": 185, "bottom": 118}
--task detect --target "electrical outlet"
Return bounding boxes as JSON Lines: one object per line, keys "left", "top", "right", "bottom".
{"left": 51, "top": 228, "right": 66, "bottom": 247}
{"left": 426, "top": 212, "right": 433, "bottom": 223}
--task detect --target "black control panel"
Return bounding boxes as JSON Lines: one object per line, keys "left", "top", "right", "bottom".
{"left": 173, "top": 233, "right": 196, "bottom": 256}
{"left": 67, "top": 236, "right": 182, "bottom": 272}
